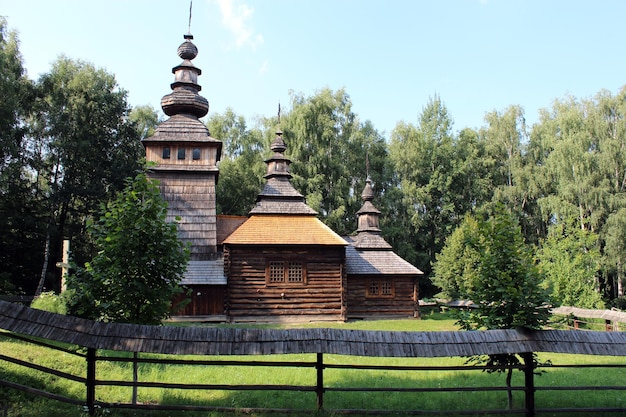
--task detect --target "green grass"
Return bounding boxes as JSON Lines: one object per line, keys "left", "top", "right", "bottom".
{"left": 0, "top": 313, "right": 625, "bottom": 416}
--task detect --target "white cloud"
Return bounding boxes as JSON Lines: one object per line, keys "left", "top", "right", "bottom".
{"left": 215, "top": 0, "right": 264, "bottom": 49}
{"left": 258, "top": 59, "right": 269, "bottom": 75}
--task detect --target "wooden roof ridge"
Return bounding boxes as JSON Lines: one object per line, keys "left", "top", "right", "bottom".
{"left": 2, "top": 301, "right": 626, "bottom": 357}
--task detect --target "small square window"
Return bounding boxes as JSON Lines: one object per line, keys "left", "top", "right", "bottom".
{"left": 192, "top": 148, "right": 201, "bottom": 160}
{"left": 368, "top": 281, "right": 379, "bottom": 296}
{"left": 367, "top": 279, "right": 394, "bottom": 298}
{"left": 177, "top": 148, "right": 186, "bottom": 160}
{"left": 287, "top": 262, "right": 303, "bottom": 283}
{"left": 268, "top": 261, "right": 283, "bottom": 283}
{"left": 162, "top": 147, "right": 171, "bottom": 159}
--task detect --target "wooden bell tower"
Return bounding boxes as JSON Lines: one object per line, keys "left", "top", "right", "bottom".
{"left": 142, "top": 32, "right": 222, "bottom": 261}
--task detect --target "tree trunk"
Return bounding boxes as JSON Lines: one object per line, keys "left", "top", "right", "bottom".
{"left": 34, "top": 231, "right": 51, "bottom": 298}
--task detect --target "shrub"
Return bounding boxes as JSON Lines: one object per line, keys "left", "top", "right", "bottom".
{"left": 30, "top": 291, "right": 67, "bottom": 314}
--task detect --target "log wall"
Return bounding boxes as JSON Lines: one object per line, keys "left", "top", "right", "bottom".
{"left": 346, "top": 275, "right": 418, "bottom": 318}
{"left": 225, "top": 245, "right": 345, "bottom": 321}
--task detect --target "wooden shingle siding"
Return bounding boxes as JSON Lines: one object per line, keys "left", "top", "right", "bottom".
{"left": 149, "top": 171, "right": 217, "bottom": 260}
{"left": 226, "top": 246, "right": 344, "bottom": 320}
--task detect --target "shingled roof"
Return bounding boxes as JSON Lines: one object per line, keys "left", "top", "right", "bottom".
{"left": 345, "top": 176, "right": 423, "bottom": 276}
{"left": 223, "top": 215, "right": 347, "bottom": 246}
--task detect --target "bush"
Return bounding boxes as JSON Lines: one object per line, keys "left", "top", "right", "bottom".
{"left": 30, "top": 291, "right": 67, "bottom": 314}
{"left": 612, "top": 296, "right": 626, "bottom": 311}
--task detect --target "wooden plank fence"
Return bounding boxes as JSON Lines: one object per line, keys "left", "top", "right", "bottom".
{"left": 1, "top": 300, "right": 625, "bottom": 416}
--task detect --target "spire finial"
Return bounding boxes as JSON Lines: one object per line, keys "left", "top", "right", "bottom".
{"left": 188, "top": 1, "right": 193, "bottom": 34}
{"left": 366, "top": 152, "right": 370, "bottom": 178}
{"left": 277, "top": 102, "right": 281, "bottom": 125}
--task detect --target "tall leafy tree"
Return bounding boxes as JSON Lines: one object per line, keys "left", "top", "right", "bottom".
{"left": 604, "top": 208, "right": 626, "bottom": 298}
{"left": 389, "top": 95, "right": 460, "bottom": 285}
{"left": 431, "top": 215, "right": 482, "bottom": 300}
{"left": 537, "top": 219, "right": 604, "bottom": 308}
{"left": 0, "top": 18, "right": 38, "bottom": 293}
{"left": 129, "top": 104, "right": 160, "bottom": 141}
{"left": 453, "top": 206, "right": 550, "bottom": 409}
{"left": 31, "top": 57, "right": 143, "bottom": 295}
{"left": 65, "top": 171, "right": 189, "bottom": 324}
{"left": 282, "top": 88, "right": 386, "bottom": 236}
{"left": 207, "top": 108, "right": 267, "bottom": 215}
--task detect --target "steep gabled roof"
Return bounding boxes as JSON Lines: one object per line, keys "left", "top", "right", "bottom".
{"left": 223, "top": 215, "right": 347, "bottom": 246}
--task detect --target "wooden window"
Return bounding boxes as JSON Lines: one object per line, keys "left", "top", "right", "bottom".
{"left": 268, "top": 261, "right": 284, "bottom": 283}
{"left": 192, "top": 148, "right": 201, "bottom": 160}
{"left": 177, "top": 148, "right": 186, "bottom": 160}
{"left": 266, "top": 260, "right": 306, "bottom": 285}
{"left": 162, "top": 147, "right": 171, "bottom": 159}
{"left": 287, "top": 262, "right": 303, "bottom": 283}
{"left": 366, "top": 279, "right": 394, "bottom": 298}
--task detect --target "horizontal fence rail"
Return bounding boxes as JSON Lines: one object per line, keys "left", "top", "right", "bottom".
{"left": 1, "top": 300, "right": 626, "bottom": 416}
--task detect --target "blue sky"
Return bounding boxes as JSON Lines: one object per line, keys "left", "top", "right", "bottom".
{"left": 2, "top": 0, "right": 625, "bottom": 136}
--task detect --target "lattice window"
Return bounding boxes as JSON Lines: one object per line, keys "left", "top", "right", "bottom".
{"left": 368, "top": 281, "right": 379, "bottom": 296}
{"left": 266, "top": 260, "right": 306, "bottom": 285}
{"left": 287, "top": 262, "right": 303, "bottom": 283}
{"left": 367, "top": 279, "right": 394, "bottom": 298}
{"left": 162, "top": 147, "right": 171, "bottom": 159}
{"left": 381, "top": 280, "right": 393, "bottom": 295}
{"left": 268, "top": 261, "right": 284, "bottom": 283}
{"left": 192, "top": 148, "right": 201, "bottom": 160}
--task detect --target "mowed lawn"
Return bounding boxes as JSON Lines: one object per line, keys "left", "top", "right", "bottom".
{"left": 0, "top": 310, "right": 625, "bottom": 417}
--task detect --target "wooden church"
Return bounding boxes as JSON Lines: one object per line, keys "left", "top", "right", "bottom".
{"left": 143, "top": 32, "right": 422, "bottom": 322}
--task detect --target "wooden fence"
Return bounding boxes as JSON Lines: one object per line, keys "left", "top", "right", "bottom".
{"left": 1, "top": 300, "right": 626, "bottom": 416}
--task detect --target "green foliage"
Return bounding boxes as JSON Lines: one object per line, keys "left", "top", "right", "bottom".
{"left": 208, "top": 108, "right": 267, "bottom": 215}
{"left": 65, "top": 171, "right": 189, "bottom": 324}
{"left": 283, "top": 88, "right": 387, "bottom": 236}
{"left": 30, "top": 56, "right": 144, "bottom": 291}
{"left": 30, "top": 291, "right": 67, "bottom": 314}
{"left": 537, "top": 219, "right": 604, "bottom": 308}
{"left": 0, "top": 18, "right": 40, "bottom": 294}
{"left": 454, "top": 207, "right": 550, "bottom": 331}
{"left": 432, "top": 215, "right": 481, "bottom": 300}
{"left": 129, "top": 104, "right": 160, "bottom": 140}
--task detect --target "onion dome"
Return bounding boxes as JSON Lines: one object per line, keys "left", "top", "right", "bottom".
{"left": 160, "top": 33, "right": 209, "bottom": 118}
{"left": 357, "top": 175, "right": 382, "bottom": 233}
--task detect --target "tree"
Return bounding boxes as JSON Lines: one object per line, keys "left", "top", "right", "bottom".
{"left": 65, "top": 171, "right": 189, "bottom": 324}
{"left": 431, "top": 215, "right": 482, "bottom": 300}
{"left": 129, "top": 104, "right": 160, "bottom": 141}
{"left": 207, "top": 108, "right": 267, "bottom": 215}
{"left": 31, "top": 57, "right": 143, "bottom": 295}
{"left": 536, "top": 219, "right": 604, "bottom": 308}
{"left": 604, "top": 208, "right": 626, "bottom": 298}
{"left": 451, "top": 206, "right": 551, "bottom": 408}
{"left": 0, "top": 18, "right": 41, "bottom": 294}
{"left": 389, "top": 95, "right": 461, "bottom": 290}
{"left": 283, "top": 88, "right": 365, "bottom": 236}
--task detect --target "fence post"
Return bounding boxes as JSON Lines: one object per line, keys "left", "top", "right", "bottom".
{"left": 316, "top": 352, "right": 324, "bottom": 410}
{"left": 86, "top": 348, "right": 96, "bottom": 416}
{"left": 522, "top": 352, "right": 535, "bottom": 417}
